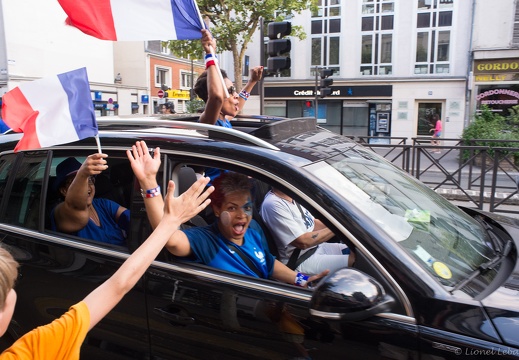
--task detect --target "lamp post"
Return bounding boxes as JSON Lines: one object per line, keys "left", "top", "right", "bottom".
{"left": 190, "top": 58, "right": 194, "bottom": 101}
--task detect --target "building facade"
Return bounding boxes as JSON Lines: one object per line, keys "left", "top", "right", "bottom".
{"left": 242, "top": 0, "right": 473, "bottom": 141}
{"left": 470, "top": 1, "right": 519, "bottom": 119}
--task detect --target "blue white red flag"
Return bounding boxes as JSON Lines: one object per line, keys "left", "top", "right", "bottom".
{"left": 1, "top": 68, "right": 97, "bottom": 152}
{"left": 58, "top": 0, "right": 206, "bottom": 41}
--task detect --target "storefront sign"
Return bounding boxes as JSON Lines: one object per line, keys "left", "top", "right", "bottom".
{"left": 265, "top": 85, "right": 392, "bottom": 98}
{"left": 474, "top": 59, "right": 519, "bottom": 73}
{"left": 169, "top": 89, "right": 190, "bottom": 99}
{"left": 474, "top": 59, "right": 519, "bottom": 83}
{"left": 476, "top": 88, "right": 519, "bottom": 106}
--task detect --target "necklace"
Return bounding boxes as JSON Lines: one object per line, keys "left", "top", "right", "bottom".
{"left": 89, "top": 206, "right": 101, "bottom": 226}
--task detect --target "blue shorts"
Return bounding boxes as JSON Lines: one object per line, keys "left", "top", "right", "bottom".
{"left": 434, "top": 131, "right": 441, "bottom": 137}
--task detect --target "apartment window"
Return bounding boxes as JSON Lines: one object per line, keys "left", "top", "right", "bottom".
{"left": 414, "top": 0, "right": 453, "bottom": 74}
{"left": 180, "top": 71, "right": 197, "bottom": 89}
{"left": 360, "top": 0, "right": 394, "bottom": 76}
{"left": 155, "top": 67, "right": 170, "bottom": 88}
{"left": 161, "top": 42, "right": 171, "bottom": 55}
{"left": 310, "top": 0, "right": 341, "bottom": 76}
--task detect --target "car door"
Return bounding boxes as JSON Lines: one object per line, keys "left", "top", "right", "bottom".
{"left": 0, "top": 149, "right": 152, "bottom": 359}
{"left": 142, "top": 158, "right": 422, "bottom": 359}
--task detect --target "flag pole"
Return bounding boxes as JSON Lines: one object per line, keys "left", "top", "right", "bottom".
{"left": 195, "top": 7, "right": 229, "bottom": 99}
{"left": 95, "top": 134, "right": 102, "bottom": 154}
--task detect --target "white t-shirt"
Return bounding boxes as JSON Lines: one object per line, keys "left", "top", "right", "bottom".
{"left": 260, "top": 191, "right": 316, "bottom": 264}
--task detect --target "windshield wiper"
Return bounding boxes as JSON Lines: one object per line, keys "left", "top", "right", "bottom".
{"left": 450, "top": 240, "right": 512, "bottom": 294}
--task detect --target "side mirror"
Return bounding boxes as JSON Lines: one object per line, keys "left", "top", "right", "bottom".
{"left": 310, "top": 268, "right": 394, "bottom": 321}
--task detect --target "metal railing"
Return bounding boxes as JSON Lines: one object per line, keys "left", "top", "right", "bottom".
{"left": 353, "top": 136, "right": 519, "bottom": 215}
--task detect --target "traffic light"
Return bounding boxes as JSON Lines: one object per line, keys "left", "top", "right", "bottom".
{"left": 267, "top": 21, "right": 291, "bottom": 73}
{"left": 319, "top": 68, "right": 334, "bottom": 98}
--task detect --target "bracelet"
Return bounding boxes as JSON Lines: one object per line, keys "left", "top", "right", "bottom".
{"left": 239, "top": 90, "right": 250, "bottom": 101}
{"left": 205, "top": 53, "right": 218, "bottom": 69}
{"left": 294, "top": 272, "right": 309, "bottom": 287}
{"left": 140, "top": 185, "right": 161, "bottom": 198}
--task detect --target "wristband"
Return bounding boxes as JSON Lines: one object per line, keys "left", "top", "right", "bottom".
{"left": 239, "top": 90, "right": 250, "bottom": 101}
{"left": 205, "top": 54, "right": 218, "bottom": 69}
{"left": 294, "top": 272, "right": 309, "bottom": 287}
{"left": 140, "top": 185, "right": 161, "bottom": 198}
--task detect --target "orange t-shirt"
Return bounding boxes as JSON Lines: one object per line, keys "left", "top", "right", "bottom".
{"left": 1, "top": 301, "right": 90, "bottom": 360}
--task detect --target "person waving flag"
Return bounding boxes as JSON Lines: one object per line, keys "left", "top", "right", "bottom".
{"left": 58, "top": 0, "right": 206, "bottom": 41}
{"left": 1, "top": 67, "right": 98, "bottom": 152}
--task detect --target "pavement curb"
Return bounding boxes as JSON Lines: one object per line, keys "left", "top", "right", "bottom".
{"left": 436, "top": 188, "right": 519, "bottom": 205}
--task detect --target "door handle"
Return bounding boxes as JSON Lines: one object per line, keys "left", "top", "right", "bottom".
{"left": 153, "top": 305, "right": 195, "bottom": 325}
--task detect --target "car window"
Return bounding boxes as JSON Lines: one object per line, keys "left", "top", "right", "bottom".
{"left": 0, "top": 153, "right": 17, "bottom": 215}
{"left": 1, "top": 152, "right": 47, "bottom": 230}
{"left": 46, "top": 151, "right": 135, "bottom": 249}
{"left": 306, "top": 151, "right": 498, "bottom": 295}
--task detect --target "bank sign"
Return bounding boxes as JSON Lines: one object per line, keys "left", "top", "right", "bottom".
{"left": 265, "top": 85, "right": 392, "bottom": 98}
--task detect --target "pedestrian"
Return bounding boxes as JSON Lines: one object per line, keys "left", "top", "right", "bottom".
{"left": 429, "top": 114, "right": 442, "bottom": 153}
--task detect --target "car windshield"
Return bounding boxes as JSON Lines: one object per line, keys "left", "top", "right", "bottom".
{"left": 305, "top": 144, "right": 500, "bottom": 295}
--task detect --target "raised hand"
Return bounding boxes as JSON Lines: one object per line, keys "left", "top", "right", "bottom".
{"left": 80, "top": 153, "right": 108, "bottom": 176}
{"left": 162, "top": 178, "right": 214, "bottom": 226}
{"left": 127, "top": 140, "right": 161, "bottom": 186}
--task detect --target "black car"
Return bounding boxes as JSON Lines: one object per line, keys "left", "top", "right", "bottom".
{"left": 0, "top": 115, "right": 518, "bottom": 359}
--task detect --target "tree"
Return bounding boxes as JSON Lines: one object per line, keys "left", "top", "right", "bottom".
{"left": 166, "top": 0, "right": 314, "bottom": 92}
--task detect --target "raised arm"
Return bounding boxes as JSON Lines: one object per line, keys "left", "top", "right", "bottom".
{"left": 237, "top": 66, "right": 263, "bottom": 113}
{"left": 83, "top": 177, "right": 212, "bottom": 330}
{"left": 198, "top": 29, "right": 226, "bottom": 125}
{"left": 127, "top": 140, "right": 203, "bottom": 257}
{"left": 54, "top": 153, "right": 108, "bottom": 233}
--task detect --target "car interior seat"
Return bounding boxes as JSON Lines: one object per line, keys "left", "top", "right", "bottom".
{"left": 178, "top": 166, "right": 208, "bottom": 228}
{"left": 109, "top": 162, "right": 134, "bottom": 209}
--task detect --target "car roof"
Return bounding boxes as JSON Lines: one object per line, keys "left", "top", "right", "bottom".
{"left": 0, "top": 115, "right": 358, "bottom": 164}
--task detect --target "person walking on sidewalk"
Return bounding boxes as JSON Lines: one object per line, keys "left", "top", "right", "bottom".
{"left": 429, "top": 114, "right": 442, "bottom": 153}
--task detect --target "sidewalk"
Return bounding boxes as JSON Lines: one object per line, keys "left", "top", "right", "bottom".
{"left": 371, "top": 146, "right": 519, "bottom": 212}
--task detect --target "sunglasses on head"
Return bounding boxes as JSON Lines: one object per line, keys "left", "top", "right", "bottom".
{"left": 227, "top": 85, "right": 236, "bottom": 95}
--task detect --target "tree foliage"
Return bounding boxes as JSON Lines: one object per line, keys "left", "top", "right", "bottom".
{"left": 461, "top": 105, "right": 519, "bottom": 162}
{"left": 166, "top": 0, "right": 315, "bottom": 91}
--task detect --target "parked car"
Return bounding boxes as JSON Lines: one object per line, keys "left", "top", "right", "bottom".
{"left": 0, "top": 115, "right": 518, "bottom": 359}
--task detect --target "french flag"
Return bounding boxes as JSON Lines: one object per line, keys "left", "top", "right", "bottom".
{"left": 1, "top": 68, "right": 98, "bottom": 152}
{"left": 58, "top": 0, "right": 205, "bottom": 41}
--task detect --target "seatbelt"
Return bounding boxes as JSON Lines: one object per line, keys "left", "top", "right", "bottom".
{"left": 227, "top": 242, "right": 263, "bottom": 278}
{"left": 286, "top": 201, "right": 318, "bottom": 270}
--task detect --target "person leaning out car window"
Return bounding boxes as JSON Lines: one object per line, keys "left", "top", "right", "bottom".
{"left": 50, "top": 154, "right": 130, "bottom": 246}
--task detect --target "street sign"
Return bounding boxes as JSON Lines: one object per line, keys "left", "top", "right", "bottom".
{"left": 157, "top": 90, "right": 165, "bottom": 98}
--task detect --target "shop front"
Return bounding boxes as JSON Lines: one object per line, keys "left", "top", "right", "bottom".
{"left": 264, "top": 84, "right": 392, "bottom": 137}
{"left": 92, "top": 90, "right": 118, "bottom": 117}
{"left": 474, "top": 58, "right": 519, "bottom": 116}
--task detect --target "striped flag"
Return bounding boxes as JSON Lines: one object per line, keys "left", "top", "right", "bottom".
{"left": 1, "top": 68, "right": 98, "bottom": 152}
{"left": 58, "top": 0, "right": 206, "bottom": 41}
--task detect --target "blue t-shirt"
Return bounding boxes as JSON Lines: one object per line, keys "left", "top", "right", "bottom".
{"left": 205, "top": 118, "right": 232, "bottom": 182}
{"left": 215, "top": 118, "right": 232, "bottom": 128}
{"left": 51, "top": 198, "right": 126, "bottom": 246}
{"left": 184, "top": 220, "right": 275, "bottom": 279}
